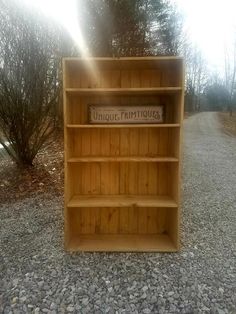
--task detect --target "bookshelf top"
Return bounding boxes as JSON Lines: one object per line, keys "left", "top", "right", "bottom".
{"left": 63, "top": 56, "right": 183, "bottom": 61}
{"left": 63, "top": 56, "right": 184, "bottom": 70}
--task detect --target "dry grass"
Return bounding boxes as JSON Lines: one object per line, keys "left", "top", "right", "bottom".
{"left": 218, "top": 112, "right": 236, "bottom": 136}
{"left": 184, "top": 112, "right": 196, "bottom": 119}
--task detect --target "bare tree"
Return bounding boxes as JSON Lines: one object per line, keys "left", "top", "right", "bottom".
{"left": 0, "top": 0, "right": 66, "bottom": 166}
{"left": 224, "top": 35, "right": 236, "bottom": 116}
{"left": 184, "top": 44, "right": 208, "bottom": 112}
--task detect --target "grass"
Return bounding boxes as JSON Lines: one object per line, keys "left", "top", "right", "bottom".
{"left": 218, "top": 112, "right": 236, "bottom": 136}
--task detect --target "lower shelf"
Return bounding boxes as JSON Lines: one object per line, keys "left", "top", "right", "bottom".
{"left": 66, "top": 234, "right": 178, "bottom": 252}
{"left": 67, "top": 195, "right": 178, "bottom": 208}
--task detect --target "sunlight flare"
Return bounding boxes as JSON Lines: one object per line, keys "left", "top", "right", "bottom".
{"left": 22, "top": 0, "right": 89, "bottom": 57}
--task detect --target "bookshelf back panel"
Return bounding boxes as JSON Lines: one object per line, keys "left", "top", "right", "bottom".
{"left": 67, "top": 128, "right": 179, "bottom": 158}
{"left": 68, "top": 162, "right": 178, "bottom": 196}
{"left": 68, "top": 207, "right": 177, "bottom": 236}
{"left": 64, "top": 60, "right": 183, "bottom": 88}
{"left": 66, "top": 94, "right": 181, "bottom": 124}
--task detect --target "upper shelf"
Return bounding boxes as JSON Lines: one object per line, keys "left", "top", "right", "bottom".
{"left": 63, "top": 56, "right": 184, "bottom": 71}
{"left": 65, "top": 87, "right": 182, "bottom": 96}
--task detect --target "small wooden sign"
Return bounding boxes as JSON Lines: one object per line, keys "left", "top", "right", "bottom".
{"left": 89, "top": 105, "right": 164, "bottom": 124}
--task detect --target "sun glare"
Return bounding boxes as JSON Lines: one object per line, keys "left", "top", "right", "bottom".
{"left": 22, "top": 0, "right": 89, "bottom": 57}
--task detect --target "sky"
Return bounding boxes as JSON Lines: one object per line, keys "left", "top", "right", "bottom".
{"left": 174, "top": 0, "right": 236, "bottom": 72}
{"left": 21, "top": 0, "right": 236, "bottom": 72}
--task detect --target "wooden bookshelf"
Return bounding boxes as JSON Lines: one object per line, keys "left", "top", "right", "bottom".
{"left": 63, "top": 57, "right": 184, "bottom": 252}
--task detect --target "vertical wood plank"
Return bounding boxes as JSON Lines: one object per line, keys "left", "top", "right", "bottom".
{"left": 159, "top": 163, "right": 168, "bottom": 196}
{"left": 90, "top": 163, "right": 101, "bottom": 195}
{"left": 120, "top": 129, "right": 129, "bottom": 156}
{"left": 111, "top": 70, "right": 121, "bottom": 88}
{"left": 79, "top": 97, "right": 89, "bottom": 124}
{"left": 129, "top": 129, "right": 139, "bottom": 156}
{"left": 138, "top": 163, "right": 148, "bottom": 195}
{"left": 101, "top": 70, "right": 112, "bottom": 88}
{"left": 128, "top": 207, "right": 138, "bottom": 233}
{"left": 150, "top": 69, "right": 161, "bottom": 87}
{"left": 71, "top": 65, "right": 80, "bottom": 88}
{"left": 80, "top": 69, "right": 90, "bottom": 88}
{"left": 81, "top": 129, "right": 91, "bottom": 156}
{"left": 73, "top": 164, "right": 82, "bottom": 195}
{"left": 100, "top": 129, "right": 110, "bottom": 156}
{"left": 138, "top": 208, "right": 147, "bottom": 234}
{"left": 94, "top": 208, "right": 101, "bottom": 234}
{"left": 119, "top": 207, "right": 138, "bottom": 234}
{"left": 148, "top": 163, "right": 157, "bottom": 195}
{"left": 90, "top": 128, "right": 101, "bottom": 156}
{"left": 128, "top": 163, "right": 138, "bottom": 195}
{"left": 119, "top": 162, "right": 129, "bottom": 194}
{"left": 139, "top": 128, "right": 149, "bottom": 156}
{"left": 100, "top": 208, "right": 119, "bottom": 233}
{"left": 130, "top": 70, "right": 141, "bottom": 87}
{"left": 157, "top": 207, "right": 167, "bottom": 234}
{"left": 148, "top": 128, "right": 159, "bottom": 157}
{"left": 72, "top": 129, "right": 81, "bottom": 157}
{"left": 121, "top": 70, "right": 130, "bottom": 88}
{"left": 110, "top": 129, "right": 120, "bottom": 156}
{"left": 87, "top": 207, "right": 101, "bottom": 234}
{"left": 141, "top": 69, "right": 151, "bottom": 87}
{"left": 81, "top": 163, "right": 91, "bottom": 194}
{"left": 159, "top": 128, "right": 168, "bottom": 156}
{"left": 79, "top": 208, "right": 93, "bottom": 234}
{"left": 119, "top": 208, "right": 129, "bottom": 233}
{"left": 101, "top": 163, "right": 110, "bottom": 194}
{"left": 90, "top": 69, "right": 100, "bottom": 88}
{"left": 109, "top": 163, "right": 120, "bottom": 195}
{"left": 146, "top": 208, "right": 158, "bottom": 234}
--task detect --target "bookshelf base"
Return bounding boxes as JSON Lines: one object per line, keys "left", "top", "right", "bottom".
{"left": 66, "top": 234, "right": 178, "bottom": 252}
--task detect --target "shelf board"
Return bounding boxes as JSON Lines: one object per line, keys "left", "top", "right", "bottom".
{"left": 67, "top": 156, "right": 179, "bottom": 163}
{"left": 67, "top": 195, "right": 178, "bottom": 208}
{"left": 66, "top": 234, "right": 177, "bottom": 252}
{"left": 67, "top": 123, "right": 180, "bottom": 128}
{"left": 65, "top": 87, "right": 182, "bottom": 95}
{"left": 64, "top": 56, "right": 183, "bottom": 62}
{"left": 63, "top": 57, "right": 183, "bottom": 72}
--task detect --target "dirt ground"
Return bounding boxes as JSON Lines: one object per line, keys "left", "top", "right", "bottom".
{"left": 218, "top": 112, "right": 236, "bottom": 136}
{"left": 0, "top": 133, "right": 64, "bottom": 204}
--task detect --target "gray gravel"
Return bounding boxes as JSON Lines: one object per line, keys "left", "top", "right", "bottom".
{"left": 0, "top": 112, "right": 236, "bottom": 313}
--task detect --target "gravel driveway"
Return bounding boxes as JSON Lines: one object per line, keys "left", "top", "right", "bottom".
{"left": 0, "top": 112, "right": 236, "bottom": 313}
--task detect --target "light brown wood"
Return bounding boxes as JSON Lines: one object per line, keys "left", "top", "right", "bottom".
{"left": 66, "top": 234, "right": 177, "bottom": 252}
{"left": 66, "top": 124, "right": 181, "bottom": 128}
{"left": 66, "top": 87, "right": 182, "bottom": 95}
{"left": 67, "top": 157, "right": 179, "bottom": 162}
{"left": 67, "top": 195, "right": 178, "bottom": 208}
{"left": 63, "top": 57, "right": 184, "bottom": 252}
